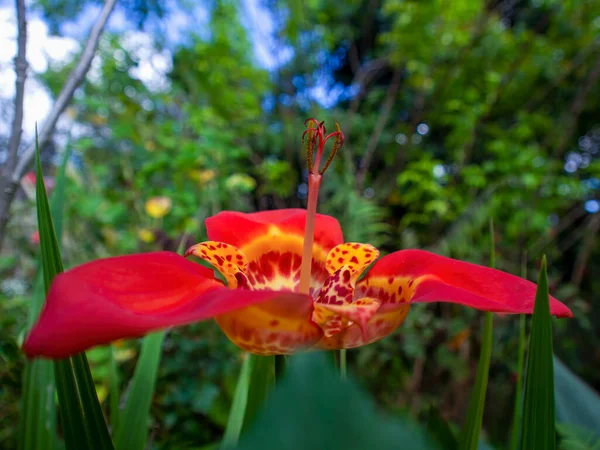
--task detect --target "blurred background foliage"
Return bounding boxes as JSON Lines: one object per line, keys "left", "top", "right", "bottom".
{"left": 1, "top": 0, "right": 600, "bottom": 448}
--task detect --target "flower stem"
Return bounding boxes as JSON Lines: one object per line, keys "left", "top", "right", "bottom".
{"left": 298, "top": 174, "right": 321, "bottom": 295}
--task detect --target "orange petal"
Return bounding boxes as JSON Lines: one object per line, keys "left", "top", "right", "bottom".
{"left": 215, "top": 291, "right": 322, "bottom": 355}
{"left": 315, "top": 303, "right": 410, "bottom": 350}
{"left": 312, "top": 298, "right": 380, "bottom": 338}
{"left": 185, "top": 241, "right": 249, "bottom": 288}
{"left": 206, "top": 210, "right": 343, "bottom": 294}
{"left": 326, "top": 243, "right": 379, "bottom": 282}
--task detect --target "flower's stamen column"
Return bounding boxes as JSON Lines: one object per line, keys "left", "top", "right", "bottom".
{"left": 298, "top": 119, "right": 344, "bottom": 295}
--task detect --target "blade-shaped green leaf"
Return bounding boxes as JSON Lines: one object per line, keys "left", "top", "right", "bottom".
{"left": 221, "top": 354, "right": 254, "bottom": 449}
{"left": 235, "top": 353, "right": 441, "bottom": 450}
{"left": 114, "top": 331, "right": 165, "bottom": 450}
{"left": 458, "top": 312, "right": 493, "bottom": 450}
{"left": 33, "top": 133, "right": 114, "bottom": 450}
{"left": 457, "top": 219, "right": 495, "bottom": 450}
{"left": 221, "top": 354, "right": 276, "bottom": 449}
{"left": 426, "top": 407, "right": 458, "bottom": 450}
{"left": 520, "top": 256, "right": 556, "bottom": 450}
{"left": 19, "top": 146, "right": 71, "bottom": 450}
{"left": 49, "top": 147, "right": 69, "bottom": 244}
{"left": 109, "top": 346, "right": 120, "bottom": 432}
{"left": 509, "top": 256, "right": 528, "bottom": 450}
{"left": 242, "top": 355, "right": 275, "bottom": 433}
{"left": 18, "top": 358, "right": 56, "bottom": 450}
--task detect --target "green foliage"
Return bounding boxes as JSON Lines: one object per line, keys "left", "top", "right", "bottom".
{"left": 235, "top": 353, "right": 442, "bottom": 450}
{"left": 2, "top": 0, "right": 600, "bottom": 448}
{"left": 17, "top": 148, "right": 70, "bottom": 450}
{"left": 557, "top": 424, "right": 600, "bottom": 450}
{"left": 458, "top": 312, "right": 493, "bottom": 450}
{"left": 458, "top": 220, "right": 495, "bottom": 450}
{"left": 554, "top": 357, "right": 600, "bottom": 440}
{"left": 34, "top": 136, "right": 114, "bottom": 450}
{"left": 521, "top": 257, "right": 556, "bottom": 450}
{"left": 114, "top": 332, "right": 165, "bottom": 450}
{"left": 221, "top": 354, "right": 253, "bottom": 449}
{"left": 221, "top": 354, "right": 276, "bottom": 449}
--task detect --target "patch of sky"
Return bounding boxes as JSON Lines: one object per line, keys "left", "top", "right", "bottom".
{"left": 585, "top": 200, "right": 600, "bottom": 214}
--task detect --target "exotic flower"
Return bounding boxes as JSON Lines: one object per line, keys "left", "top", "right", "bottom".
{"left": 23, "top": 120, "right": 572, "bottom": 359}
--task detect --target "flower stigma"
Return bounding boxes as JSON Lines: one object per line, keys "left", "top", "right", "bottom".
{"left": 298, "top": 119, "right": 345, "bottom": 295}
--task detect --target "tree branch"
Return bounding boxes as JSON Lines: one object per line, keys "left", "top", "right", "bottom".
{"left": 355, "top": 67, "right": 402, "bottom": 192}
{"left": 571, "top": 212, "right": 600, "bottom": 287}
{"left": 0, "top": 0, "right": 118, "bottom": 249}
{"left": 552, "top": 52, "right": 600, "bottom": 157}
{"left": 0, "top": 0, "right": 28, "bottom": 249}
{"left": 5, "top": 0, "right": 27, "bottom": 180}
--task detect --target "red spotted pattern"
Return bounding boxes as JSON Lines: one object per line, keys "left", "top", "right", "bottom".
{"left": 185, "top": 241, "right": 248, "bottom": 288}
{"left": 312, "top": 298, "right": 381, "bottom": 338}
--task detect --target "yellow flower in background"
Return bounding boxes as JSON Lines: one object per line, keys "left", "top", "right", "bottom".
{"left": 137, "top": 228, "right": 156, "bottom": 243}
{"left": 145, "top": 140, "right": 156, "bottom": 152}
{"left": 189, "top": 169, "right": 216, "bottom": 185}
{"left": 225, "top": 173, "right": 256, "bottom": 193}
{"left": 145, "top": 196, "right": 172, "bottom": 219}
{"left": 198, "top": 169, "right": 216, "bottom": 184}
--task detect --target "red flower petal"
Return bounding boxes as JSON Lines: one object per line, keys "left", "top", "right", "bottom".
{"left": 362, "top": 250, "right": 573, "bottom": 318}
{"left": 205, "top": 209, "right": 343, "bottom": 253}
{"left": 23, "top": 252, "right": 311, "bottom": 358}
{"left": 205, "top": 209, "right": 343, "bottom": 294}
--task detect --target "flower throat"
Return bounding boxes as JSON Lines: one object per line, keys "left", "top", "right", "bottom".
{"left": 298, "top": 119, "right": 345, "bottom": 295}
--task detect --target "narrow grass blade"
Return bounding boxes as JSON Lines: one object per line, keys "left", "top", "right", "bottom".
{"left": 33, "top": 132, "right": 113, "bottom": 450}
{"left": 18, "top": 146, "right": 71, "bottom": 450}
{"left": 220, "top": 354, "right": 276, "bottom": 448}
{"left": 426, "top": 407, "right": 458, "bottom": 450}
{"left": 242, "top": 355, "right": 275, "bottom": 433}
{"left": 458, "top": 312, "right": 493, "bottom": 450}
{"left": 109, "top": 346, "right": 120, "bottom": 432}
{"left": 114, "top": 331, "right": 165, "bottom": 450}
{"left": 520, "top": 257, "right": 556, "bottom": 450}
{"left": 221, "top": 354, "right": 253, "bottom": 449}
{"left": 18, "top": 359, "right": 56, "bottom": 450}
{"left": 49, "top": 147, "right": 70, "bottom": 243}
{"left": 457, "top": 219, "right": 495, "bottom": 450}
{"left": 509, "top": 255, "right": 528, "bottom": 450}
